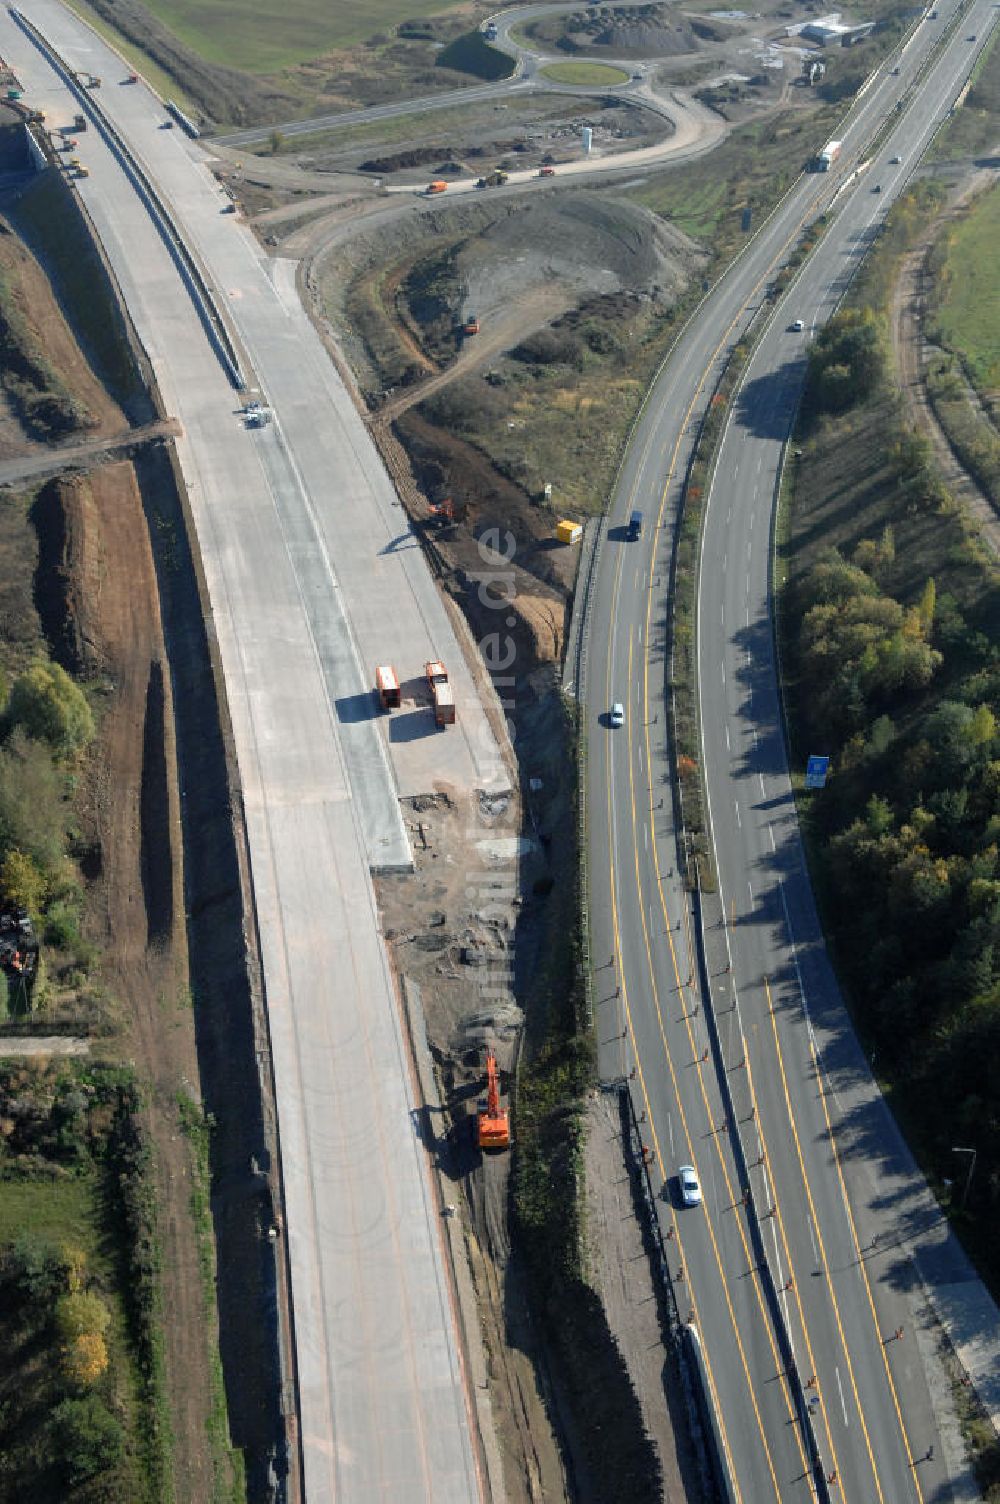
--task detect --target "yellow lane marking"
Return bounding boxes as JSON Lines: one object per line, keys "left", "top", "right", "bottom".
{"left": 739, "top": 1050, "right": 843, "bottom": 1478}
{"left": 810, "top": 1029, "right": 926, "bottom": 1499}
{"left": 765, "top": 981, "right": 887, "bottom": 1501}
{"left": 625, "top": 628, "right": 776, "bottom": 1503}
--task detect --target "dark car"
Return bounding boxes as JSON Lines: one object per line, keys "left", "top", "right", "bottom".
{"left": 627, "top": 510, "right": 644, "bottom": 540}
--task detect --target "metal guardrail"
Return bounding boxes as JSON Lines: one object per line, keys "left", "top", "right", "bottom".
{"left": 10, "top": 8, "right": 245, "bottom": 391}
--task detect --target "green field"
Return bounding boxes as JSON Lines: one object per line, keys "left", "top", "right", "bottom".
{"left": 933, "top": 183, "right": 1000, "bottom": 390}
{"left": 136, "top": 0, "right": 472, "bottom": 72}
{"left": 0, "top": 1178, "right": 103, "bottom": 1257}
{"left": 540, "top": 61, "right": 630, "bottom": 87}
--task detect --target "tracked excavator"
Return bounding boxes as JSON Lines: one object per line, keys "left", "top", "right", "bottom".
{"left": 477, "top": 1049, "right": 510, "bottom": 1151}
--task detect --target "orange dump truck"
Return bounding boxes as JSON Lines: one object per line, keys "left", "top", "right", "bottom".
{"left": 375, "top": 664, "right": 400, "bottom": 710}
{"left": 425, "top": 660, "right": 455, "bottom": 727}
{"left": 426, "top": 179, "right": 448, "bottom": 194}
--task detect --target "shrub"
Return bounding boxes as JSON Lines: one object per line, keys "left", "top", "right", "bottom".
{"left": 7, "top": 661, "right": 94, "bottom": 757}
{"left": 0, "top": 728, "right": 69, "bottom": 873}
{"left": 0, "top": 848, "right": 46, "bottom": 913}
{"left": 54, "top": 1289, "right": 111, "bottom": 1343}
{"left": 4, "top": 1231, "right": 68, "bottom": 1305}
{"left": 51, "top": 1394, "right": 124, "bottom": 1484}
{"left": 61, "top": 1330, "right": 109, "bottom": 1387}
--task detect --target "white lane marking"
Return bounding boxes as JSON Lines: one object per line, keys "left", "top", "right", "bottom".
{"left": 727, "top": 508, "right": 732, "bottom": 525}
{"left": 725, "top": 724, "right": 731, "bottom": 751}
{"left": 723, "top": 553, "right": 728, "bottom": 572}
{"left": 758, "top": 773, "right": 766, "bottom": 798}
{"left": 747, "top": 879, "right": 753, "bottom": 904}
{"left": 768, "top": 824, "right": 775, "bottom": 851}
{"left": 808, "top": 1215, "right": 820, "bottom": 1265}
{"left": 779, "top": 881, "right": 810, "bottom": 1024}
{"left": 749, "top": 513, "right": 754, "bottom": 531}
{"left": 668, "top": 1112, "right": 675, "bottom": 1159}
{"left": 722, "top": 663, "right": 726, "bottom": 687}
{"left": 836, "top": 1368, "right": 849, "bottom": 1427}
{"left": 735, "top": 800, "right": 742, "bottom": 829}
{"left": 745, "top": 605, "right": 750, "bottom": 627}
{"left": 644, "top": 825, "right": 649, "bottom": 853}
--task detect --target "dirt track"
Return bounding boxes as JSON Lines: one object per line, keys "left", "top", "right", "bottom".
{"left": 58, "top": 461, "right": 220, "bottom": 1499}
{"left": 890, "top": 173, "right": 1000, "bottom": 558}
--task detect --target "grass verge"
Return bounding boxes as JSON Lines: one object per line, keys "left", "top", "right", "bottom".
{"left": 540, "top": 61, "right": 630, "bottom": 86}
{"left": 177, "top": 1094, "right": 247, "bottom": 1504}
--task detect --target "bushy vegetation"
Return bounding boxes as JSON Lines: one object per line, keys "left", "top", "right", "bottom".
{"left": 0, "top": 1060, "right": 168, "bottom": 1501}
{"left": 0, "top": 656, "right": 97, "bottom": 1010}
{"left": 782, "top": 200, "right": 1000, "bottom": 1293}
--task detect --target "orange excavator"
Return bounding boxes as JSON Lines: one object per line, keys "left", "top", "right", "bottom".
{"left": 477, "top": 1049, "right": 510, "bottom": 1152}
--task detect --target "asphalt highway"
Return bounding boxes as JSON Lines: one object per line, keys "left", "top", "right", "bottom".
{"left": 586, "top": 1, "right": 998, "bottom": 1497}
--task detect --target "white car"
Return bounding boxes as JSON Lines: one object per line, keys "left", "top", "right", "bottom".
{"left": 890, "top": 154, "right": 902, "bottom": 164}
{"left": 791, "top": 318, "right": 805, "bottom": 333}
{"left": 679, "top": 1165, "right": 702, "bottom": 1207}
{"left": 609, "top": 702, "right": 625, "bottom": 728}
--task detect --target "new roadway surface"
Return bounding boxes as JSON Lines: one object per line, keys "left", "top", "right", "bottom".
{"left": 586, "top": 0, "right": 1000, "bottom": 1498}
{"left": 1, "top": 3, "right": 507, "bottom": 1499}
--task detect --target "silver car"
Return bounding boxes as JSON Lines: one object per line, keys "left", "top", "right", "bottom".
{"left": 679, "top": 1165, "right": 702, "bottom": 1207}
{"left": 609, "top": 702, "right": 625, "bottom": 729}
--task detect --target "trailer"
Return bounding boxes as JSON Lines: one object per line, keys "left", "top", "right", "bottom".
{"left": 375, "top": 664, "right": 400, "bottom": 710}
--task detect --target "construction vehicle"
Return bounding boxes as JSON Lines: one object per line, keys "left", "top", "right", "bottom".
{"left": 483, "top": 169, "right": 509, "bottom": 187}
{"left": 462, "top": 314, "right": 480, "bottom": 336}
{"left": 375, "top": 664, "right": 400, "bottom": 710}
{"left": 477, "top": 1049, "right": 510, "bottom": 1151}
{"left": 5, "top": 88, "right": 21, "bottom": 101}
{"left": 72, "top": 113, "right": 86, "bottom": 131}
{"left": 426, "top": 496, "right": 467, "bottom": 531}
{"left": 243, "top": 399, "right": 270, "bottom": 429}
{"left": 539, "top": 165, "right": 555, "bottom": 177}
{"left": 426, "top": 179, "right": 448, "bottom": 194}
{"left": 75, "top": 166, "right": 89, "bottom": 179}
{"left": 124, "top": 72, "right": 139, "bottom": 84}
{"left": 425, "top": 660, "right": 455, "bottom": 727}
{"left": 68, "top": 156, "right": 81, "bottom": 171}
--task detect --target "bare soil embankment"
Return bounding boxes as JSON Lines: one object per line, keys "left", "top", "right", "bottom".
{"left": 0, "top": 159, "right": 284, "bottom": 1498}
{"left": 332, "top": 176, "right": 705, "bottom": 1500}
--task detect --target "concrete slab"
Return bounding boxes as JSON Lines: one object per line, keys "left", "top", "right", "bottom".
{"left": 0, "top": 8, "right": 496, "bottom": 1498}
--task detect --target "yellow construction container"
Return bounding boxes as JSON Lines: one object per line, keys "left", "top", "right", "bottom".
{"left": 556, "top": 519, "right": 583, "bottom": 545}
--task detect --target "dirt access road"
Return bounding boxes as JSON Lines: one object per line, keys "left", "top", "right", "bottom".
{"left": 0, "top": 171, "right": 230, "bottom": 1497}
{"left": 891, "top": 166, "right": 1000, "bottom": 557}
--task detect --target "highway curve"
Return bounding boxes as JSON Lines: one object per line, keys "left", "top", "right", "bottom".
{"left": 584, "top": 0, "right": 1000, "bottom": 1496}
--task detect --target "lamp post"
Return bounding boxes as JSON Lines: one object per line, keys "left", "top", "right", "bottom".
{"left": 952, "top": 1147, "right": 976, "bottom": 1212}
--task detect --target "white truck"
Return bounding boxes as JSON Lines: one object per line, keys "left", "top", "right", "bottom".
{"left": 814, "top": 139, "right": 842, "bottom": 172}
